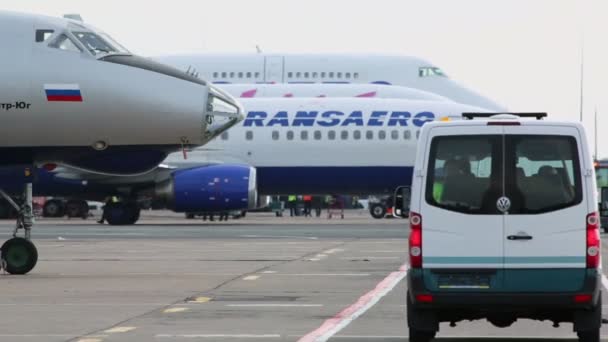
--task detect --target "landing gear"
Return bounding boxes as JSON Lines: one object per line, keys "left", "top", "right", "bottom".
{"left": 66, "top": 199, "right": 89, "bottom": 219}
{"left": 0, "top": 183, "right": 39, "bottom": 275}
{"left": 103, "top": 201, "right": 140, "bottom": 225}
{"left": 43, "top": 199, "right": 65, "bottom": 218}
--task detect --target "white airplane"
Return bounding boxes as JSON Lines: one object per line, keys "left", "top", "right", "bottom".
{"left": 218, "top": 83, "right": 452, "bottom": 102}
{"left": 157, "top": 53, "right": 505, "bottom": 111}
{"left": 0, "top": 11, "right": 243, "bottom": 274}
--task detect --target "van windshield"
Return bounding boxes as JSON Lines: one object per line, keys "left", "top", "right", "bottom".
{"left": 426, "top": 134, "right": 582, "bottom": 215}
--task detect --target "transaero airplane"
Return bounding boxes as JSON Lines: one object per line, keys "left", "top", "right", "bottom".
{"left": 26, "top": 98, "right": 489, "bottom": 228}
{"left": 0, "top": 11, "right": 243, "bottom": 274}
{"left": 157, "top": 53, "right": 505, "bottom": 111}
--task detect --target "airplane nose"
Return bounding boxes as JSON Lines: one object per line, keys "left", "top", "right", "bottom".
{"left": 202, "top": 85, "right": 244, "bottom": 142}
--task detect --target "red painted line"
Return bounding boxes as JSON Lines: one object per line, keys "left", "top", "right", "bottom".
{"left": 298, "top": 263, "right": 408, "bottom": 342}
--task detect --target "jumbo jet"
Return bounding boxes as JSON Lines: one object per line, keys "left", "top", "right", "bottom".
{"left": 218, "top": 83, "right": 452, "bottom": 101}
{"left": 157, "top": 53, "right": 505, "bottom": 111}
{"left": 0, "top": 11, "right": 243, "bottom": 275}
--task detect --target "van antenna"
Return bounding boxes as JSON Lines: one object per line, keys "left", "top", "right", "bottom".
{"left": 595, "top": 106, "right": 598, "bottom": 159}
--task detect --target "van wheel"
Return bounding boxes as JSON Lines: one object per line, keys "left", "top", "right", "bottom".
{"left": 407, "top": 294, "right": 437, "bottom": 342}
{"left": 577, "top": 330, "right": 599, "bottom": 342}
{"left": 409, "top": 330, "right": 435, "bottom": 342}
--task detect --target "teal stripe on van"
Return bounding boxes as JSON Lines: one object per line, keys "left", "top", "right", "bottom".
{"left": 425, "top": 256, "right": 584, "bottom": 264}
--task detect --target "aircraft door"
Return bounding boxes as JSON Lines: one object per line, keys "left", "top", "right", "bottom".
{"left": 264, "top": 56, "right": 284, "bottom": 83}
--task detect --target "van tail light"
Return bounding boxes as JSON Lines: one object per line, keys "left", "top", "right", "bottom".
{"left": 409, "top": 212, "right": 422, "bottom": 268}
{"left": 586, "top": 212, "right": 600, "bottom": 269}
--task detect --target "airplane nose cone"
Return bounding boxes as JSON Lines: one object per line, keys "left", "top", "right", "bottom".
{"left": 202, "top": 85, "right": 244, "bottom": 142}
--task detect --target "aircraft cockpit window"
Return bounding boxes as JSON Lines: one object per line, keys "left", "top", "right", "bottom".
{"left": 35, "top": 29, "right": 54, "bottom": 42}
{"left": 419, "top": 66, "right": 446, "bottom": 77}
{"left": 72, "top": 31, "right": 128, "bottom": 56}
{"left": 49, "top": 34, "right": 82, "bottom": 53}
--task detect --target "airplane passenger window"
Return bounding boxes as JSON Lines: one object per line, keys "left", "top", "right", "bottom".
{"left": 341, "top": 131, "right": 348, "bottom": 140}
{"left": 221, "top": 132, "right": 229, "bottom": 140}
{"left": 304, "top": 72, "right": 309, "bottom": 78}
{"left": 321, "top": 72, "right": 326, "bottom": 78}
{"left": 254, "top": 72, "right": 260, "bottom": 78}
{"left": 329, "top": 72, "right": 334, "bottom": 78}
{"left": 238, "top": 72, "right": 243, "bottom": 78}
{"left": 301, "top": 131, "right": 308, "bottom": 140}
{"left": 296, "top": 72, "right": 301, "bottom": 78}
{"left": 345, "top": 72, "right": 351, "bottom": 79}
{"left": 246, "top": 72, "right": 252, "bottom": 78}
{"left": 213, "top": 72, "right": 219, "bottom": 78}
{"left": 229, "top": 72, "right": 235, "bottom": 78}
{"left": 288, "top": 72, "right": 293, "bottom": 78}
{"left": 354, "top": 130, "right": 361, "bottom": 140}
{"left": 49, "top": 34, "right": 82, "bottom": 53}
{"left": 404, "top": 130, "right": 411, "bottom": 140}
{"left": 312, "top": 72, "right": 318, "bottom": 78}
{"left": 366, "top": 130, "right": 374, "bottom": 140}
{"left": 379, "top": 131, "right": 386, "bottom": 140}
{"left": 246, "top": 131, "right": 253, "bottom": 140}
{"left": 314, "top": 131, "right": 322, "bottom": 140}
{"left": 328, "top": 131, "right": 336, "bottom": 140}
{"left": 354, "top": 72, "right": 359, "bottom": 79}
{"left": 287, "top": 131, "right": 294, "bottom": 140}
{"left": 221, "top": 72, "right": 227, "bottom": 78}
{"left": 35, "top": 29, "right": 54, "bottom": 42}
{"left": 337, "top": 72, "right": 342, "bottom": 78}
{"left": 391, "top": 130, "right": 399, "bottom": 140}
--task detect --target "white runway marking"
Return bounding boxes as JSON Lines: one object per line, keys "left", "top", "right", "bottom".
{"left": 274, "top": 273, "right": 370, "bottom": 277}
{"left": 243, "top": 275, "right": 260, "bottom": 281}
{"left": 339, "top": 256, "right": 400, "bottom": 260}
{"left": 298, "top": 264, "right": 408, "bottom": 342}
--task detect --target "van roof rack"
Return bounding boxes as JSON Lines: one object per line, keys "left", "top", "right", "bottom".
{"left": 462, "top": 112, "right": 547, "bottom": 120}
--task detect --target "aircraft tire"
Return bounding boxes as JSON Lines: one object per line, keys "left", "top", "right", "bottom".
{"left": 370, "top": 203, "right": 386, "bottom": 219}
{"left": 43, "top": 199, "right": 65, "bottom": 218}
{"left": 66, "top": 200, "right": 89, "bottom": 219}
{"left": 1, "top": 237, "right": 38, "bottom": 275}
{"left": 105, "top": 202, "right": 140, "bottom": 225}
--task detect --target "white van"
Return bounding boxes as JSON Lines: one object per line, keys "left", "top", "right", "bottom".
{"left": 398, "top": 113, "right": 602, "bottom": 342}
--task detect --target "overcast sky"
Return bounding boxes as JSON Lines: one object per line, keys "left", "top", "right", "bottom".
{"left": 3, "top": 0, "right": 607, "bottom": 155}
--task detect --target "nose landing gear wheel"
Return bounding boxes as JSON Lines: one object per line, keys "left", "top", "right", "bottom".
{"left": 1, "top": 237, "right": 38, "bottom": 275}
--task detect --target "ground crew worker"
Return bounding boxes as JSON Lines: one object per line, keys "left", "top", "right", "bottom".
{"left": 312, "top": 195, "right": 323, "bottom": 217}
{"left": 287, "top": 195, "right": 297, "bottom": 217}
{"left": 303, "top": 195, "right": 312, "bottom": 217}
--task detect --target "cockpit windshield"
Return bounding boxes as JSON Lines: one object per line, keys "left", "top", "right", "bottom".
{"left": 71, "top": 31, "right": 129, "bottom": 56}
{"left": 419, "top": 66, "right": 447, "bottom": 78}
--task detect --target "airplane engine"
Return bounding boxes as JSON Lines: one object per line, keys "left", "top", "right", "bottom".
{"left": 156, "top": 164, "right": 257, "bottom": 212}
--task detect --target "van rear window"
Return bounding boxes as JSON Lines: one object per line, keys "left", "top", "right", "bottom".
{"left": 425, "top": 135, "right": 582, "bottom": 215}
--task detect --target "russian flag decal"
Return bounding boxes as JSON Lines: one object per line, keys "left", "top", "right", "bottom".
{"left": 44, "top": 84, "right": 83, "bottom": 102}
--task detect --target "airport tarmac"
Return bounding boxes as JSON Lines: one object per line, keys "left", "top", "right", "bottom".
{"left": 0, "top": 210, "right": 607, "bottom": 342}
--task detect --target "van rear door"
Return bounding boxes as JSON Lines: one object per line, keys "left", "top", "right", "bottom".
{"left": 420, "top": 125, "right": 504, "bottom": 279}
{"left": 501, "top": 126, "right": 587, "bottom": 292}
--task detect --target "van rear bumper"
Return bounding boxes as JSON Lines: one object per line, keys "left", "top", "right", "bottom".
{"left": 408, "top": 269, "right": 601, "bottom": 309}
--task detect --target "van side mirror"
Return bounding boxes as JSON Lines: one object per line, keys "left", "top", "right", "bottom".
{"left": 601, "top": 187, "right": 608, "bottom": 210}
{"left": 393, "top": 186, "right": 411, "bottom": 218}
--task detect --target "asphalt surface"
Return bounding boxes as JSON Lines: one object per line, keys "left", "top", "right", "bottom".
{"left": 0, "top": 210, "right": 606, "bottom": 342}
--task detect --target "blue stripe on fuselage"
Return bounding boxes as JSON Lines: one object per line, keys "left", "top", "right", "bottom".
{"left": 256, "top": 166, "right": 413, "bottom": 194}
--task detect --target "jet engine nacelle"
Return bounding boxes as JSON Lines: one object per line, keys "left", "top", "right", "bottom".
{"left": 156, "top": 164, "right": 257, "bottom": 212}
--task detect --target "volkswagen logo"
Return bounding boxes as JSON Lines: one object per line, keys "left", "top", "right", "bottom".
{"left": 496, "top": 196, "right": 511, "bottom": 213}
